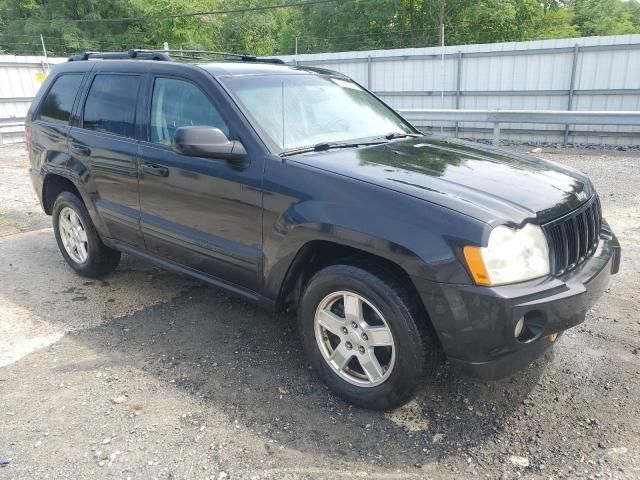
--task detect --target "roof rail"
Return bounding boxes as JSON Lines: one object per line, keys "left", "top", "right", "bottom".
{"left": 67, "top": 49, "right": 285, "bottom": 65}
{"left": 147, "top": 49, "right": 285, "bottom": 64}
{"left": 68, "top": 50, "right": 172, "bottom": 62}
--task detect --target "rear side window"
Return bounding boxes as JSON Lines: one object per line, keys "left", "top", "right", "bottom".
{"left": 83, "top": 74, "right": 140, "bottom": 138}
{"left": 38, "top": 74, "right": 83, "bottom": 124}
{"left": 150, "top": 77, "right": 229, "bottom": 146}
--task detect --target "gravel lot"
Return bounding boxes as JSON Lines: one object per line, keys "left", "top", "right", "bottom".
{"left": 1, "top": 143, "right": 639, "bottom": 479}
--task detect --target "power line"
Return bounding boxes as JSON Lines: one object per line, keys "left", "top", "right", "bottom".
{"left": 2, "top": 12, "right": 572, "bottom": 46}
{"left": 3, "top": 32, "right": 152, "bottom": 39}
{"left": 39, "top": 0, "right": 344, "bottom": 24}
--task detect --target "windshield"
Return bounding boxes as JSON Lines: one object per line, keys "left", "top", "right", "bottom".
{"left": 221, "top": 74, "right": 414, "bottom": 151}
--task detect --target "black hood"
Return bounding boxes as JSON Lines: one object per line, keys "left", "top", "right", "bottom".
{"left": 290, "top": 136, "right": 593, "bottom": 226}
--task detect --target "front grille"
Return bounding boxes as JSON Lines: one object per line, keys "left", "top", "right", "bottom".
{"left": 543, "top": 196, "right": 602, "bottom": 276}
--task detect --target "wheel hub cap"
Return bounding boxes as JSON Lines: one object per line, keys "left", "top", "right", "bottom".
{"left": 58, "top": 207, "right": 89, "bottom": 264}
{"left": 314, "top": 291, "right": 396, "bottom": 387}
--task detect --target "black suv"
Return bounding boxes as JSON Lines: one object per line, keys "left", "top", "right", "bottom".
{"left": 26, "top": 50, "right": 621, "bottom": 410}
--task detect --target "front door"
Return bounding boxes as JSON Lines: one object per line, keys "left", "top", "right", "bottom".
{"left": 137, "top": 76, "right": 263, "bottom": 293}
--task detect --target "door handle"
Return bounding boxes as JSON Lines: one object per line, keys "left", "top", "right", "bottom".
{"left": 70, "top": 143, "right": 91, "bottom": 156}
{"left": 143, "top": 163, "right": 170, "bottom": 177}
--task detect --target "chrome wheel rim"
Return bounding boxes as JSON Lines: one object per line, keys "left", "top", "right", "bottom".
{"left": 58, "top": 206, "right": 89, "bottom": 264}
{"left": 314, "top": 291, "right": 396, "bottom": 387}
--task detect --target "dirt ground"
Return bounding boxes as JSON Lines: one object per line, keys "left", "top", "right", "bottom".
{"left": 0, "top": 143, "right": 638, "bottom": 479}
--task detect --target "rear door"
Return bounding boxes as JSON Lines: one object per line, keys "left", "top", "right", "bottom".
{"left": 29, "top": 72, "right": 85, "bottom": 178}
{"left": 69, "top": 69, "right": 145, "bottom": 248}
{"left": 137, "top": 74, "right": 263, "bottom": 294}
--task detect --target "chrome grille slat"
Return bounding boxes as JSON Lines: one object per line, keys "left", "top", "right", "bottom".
{"left": 552, "top": 224, "right": 568, "bottom": 273}
{"left": 543, "top": 195, "right": 602, "bottom": 276}
{"left": 585, "top": 206, "right": 595, "bottom": 252}
{"left": 566, "top": 217, "right": 578, "bottom": 267}
{"left": 595, "top": 197, "right": 603, "bottom": 242}
{"left": 576, "top": 211, "right": 588, "bottom": 258}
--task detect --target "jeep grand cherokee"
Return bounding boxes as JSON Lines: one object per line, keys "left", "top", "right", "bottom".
{"left": 26, "top": 50, "right": 621, "bottom": 410}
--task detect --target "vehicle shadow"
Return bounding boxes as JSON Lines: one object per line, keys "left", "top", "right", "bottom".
{"left": 71, "top": 284, "right": 548, "bottom": 468}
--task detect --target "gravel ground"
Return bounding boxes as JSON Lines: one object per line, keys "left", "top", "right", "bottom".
{"left": 0, "top": 143, "right": 639, "bottom": 479}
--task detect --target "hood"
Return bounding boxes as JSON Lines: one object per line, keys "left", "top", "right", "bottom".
{"left": 290, "top": 136, "right": 593, "bottom": 227}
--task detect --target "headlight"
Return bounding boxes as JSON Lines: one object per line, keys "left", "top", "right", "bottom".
{"left": 463, "top": 224, "right": 550, "bottom": 286}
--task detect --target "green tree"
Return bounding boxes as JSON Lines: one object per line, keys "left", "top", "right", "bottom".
{"left": 127, "top": 0, "right": 224, "bottom": 51}
{"left": 0, "top": 0, "right": 143, "bottom": 54}
{"left": 571, "top": 0, "right": 639, "bottom": 36}
{"left": 286, "top": 0, "right": 404, "bottom": 54}
{"left": 215, "top": 0, "right": 291, "bottom": 55}
{"left": 538, "top": 7, "right": 579, "bottom": 39}
{"left": 0, "top": 0, "right": 639, "bottom": 57}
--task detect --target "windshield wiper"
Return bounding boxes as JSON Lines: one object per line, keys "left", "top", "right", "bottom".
{"left": 280, "top": 139, "right": 388, "bottom": 157}
{"left": 383, "top": 132, "right": 423, "bottom": 140}
{"left": 280, "top": 133, "right": 422, "bottom": 157}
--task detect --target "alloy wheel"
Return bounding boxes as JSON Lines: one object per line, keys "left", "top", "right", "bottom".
{"left": 314, "top": 290, "right": 396, "bottom": 387}
{"left": 58, "top": 206, "right": 89, "bottom": 264}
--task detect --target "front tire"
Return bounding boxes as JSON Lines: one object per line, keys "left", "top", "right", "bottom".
{"left": 52, "top": 191, "right": 121, "bottom": 278}
{"left": 298, "top": 264, "right": 439, "bottom": 410}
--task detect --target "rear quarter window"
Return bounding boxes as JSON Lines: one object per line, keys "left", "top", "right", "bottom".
{"left": 37, "top": 74, "right": 84, "bottom": 124}
{"left": 82, "top": 74, "right": 141, "bottom": 138}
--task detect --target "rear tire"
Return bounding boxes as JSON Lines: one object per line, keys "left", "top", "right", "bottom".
{"left": 298, "top": 264, "right": 439, "bottom": 410}
{"left": 52, "top": 191, "right": 121, "bottom": 278}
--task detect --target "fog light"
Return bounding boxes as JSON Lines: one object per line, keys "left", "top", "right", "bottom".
{"left": 516, "top": 311, "right": 545, "bottom": 343}
{"left": 548, "top": 332, "right": 558, "bottom": 342}
{"left": 514, "top": 317, "right": 525, "bottom": 338}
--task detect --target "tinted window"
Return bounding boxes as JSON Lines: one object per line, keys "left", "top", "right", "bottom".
{"left": 150, "top": 77, "right": 229, "bottom": 146}
{"left": 83, "top": 75, "right": 140, "bottom": 137}
{"left": 38, "top": 74, "right": 83, "bottom": 124}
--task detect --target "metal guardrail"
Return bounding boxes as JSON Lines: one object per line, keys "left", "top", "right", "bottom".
{"left": 2, "top": 110, "right": 640, "bottom": 146}
{"left": 0, "top": 118, "right": 25, "bottom": 145}
{"left": 398, "top": 109, "right": 640, "bottom": 146}
{"left": 286, "top": 40, "right": 640, "bottom": 146}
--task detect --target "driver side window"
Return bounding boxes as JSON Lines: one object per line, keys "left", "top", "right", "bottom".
{"left": 150, "top": 77, "right": 229, "bottom": 146}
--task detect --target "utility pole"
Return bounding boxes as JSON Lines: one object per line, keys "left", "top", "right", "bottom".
{"left": 438, "top": 1, "right": 445, "bottom": 46}
{"left": 40, "top": 34, "right": 49, "bottom": 71}
{"left": 409, "top": 0, "right": 416, "bottom": 47}
{"left": 440, "top": 23, "right": 445, "bottom": 133}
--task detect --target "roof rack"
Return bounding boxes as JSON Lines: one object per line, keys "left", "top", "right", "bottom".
{"left": 68, "top": 50, "right": 172, "bottom": 62}
{"left": 155, "top": 49, "right": 285, "bottom": 64}
{"left": 67, "top": 49, "right": 285, "bottom": 65}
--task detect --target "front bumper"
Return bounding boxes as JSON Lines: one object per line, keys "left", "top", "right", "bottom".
{"left": 415, "top": 226, "right": 621, "bottom": 380}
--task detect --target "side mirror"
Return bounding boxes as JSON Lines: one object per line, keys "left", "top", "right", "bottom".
{"left": 173, "top": 126, "right": 247, "bottom": 164}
